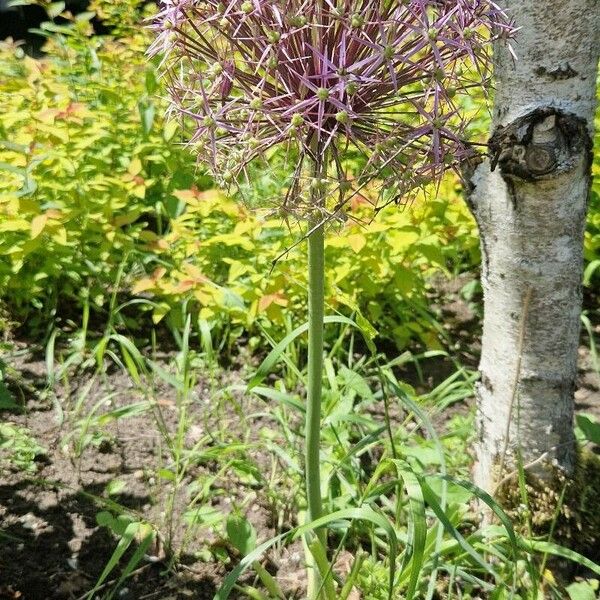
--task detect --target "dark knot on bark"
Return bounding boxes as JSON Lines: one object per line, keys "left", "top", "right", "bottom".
{"left": 489, "top": 107, "right": 591, "bottom": 182}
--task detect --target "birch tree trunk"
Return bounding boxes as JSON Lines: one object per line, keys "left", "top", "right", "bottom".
{"left": 469, "top": 0, "right": 600, "bottom": 493}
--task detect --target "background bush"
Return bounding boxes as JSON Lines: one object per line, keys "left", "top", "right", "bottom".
{"left": 0, "top": 5, "right": 598, "bottom": 351}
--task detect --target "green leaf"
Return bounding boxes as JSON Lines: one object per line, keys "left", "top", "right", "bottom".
{"left": 583, "top": 259, "right": 600, "bottom": 286}
{"left": 226, "top": 514, "right": 257, "bottom": 556}
{"left": 520, "top": 540, "right": 600, "bottom": 576}
{"left": 47, "top": 2, "right": 65, "bottom": 18}
{"left": 138, "top": 100, "right": 155, "bottom": 136}
{"left": 87, "top": 521, "right": 140, "bottom": 596}
{"left": 247, "top": 316, "right": 369, "bottom": 390}
{"left": 109, "top": 526, "right": 154, "bottom": 600}
{"left": 419, "top": 477, "right": 497, "bottom": 578}
{"left": 566, "top": 581, "right": 598, "bottom": 600}
{"left": 215, "top": 507, "right": 398, "bottom": 600}
{"left": 390, "top": 461, "right": 427, "bottom": 600}
{"left": 0, "top": 381, "right": 18, "bottom": 411}
{"left": 575, "top": 414, "right": 600, "bottom": 445}
{"left": 184, "top": 506, "right": 223, "bottom": 527}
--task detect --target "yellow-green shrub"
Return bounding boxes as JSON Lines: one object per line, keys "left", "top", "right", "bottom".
{"left": 0, "top": 18, "right": 202, "bottom": 327}
{"left": 132, "top": 182, "right": 480, "bottom": 349}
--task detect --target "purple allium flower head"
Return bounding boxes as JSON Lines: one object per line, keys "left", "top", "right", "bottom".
{"left": 150, "top": 0, "right": 515, "bottom": 222}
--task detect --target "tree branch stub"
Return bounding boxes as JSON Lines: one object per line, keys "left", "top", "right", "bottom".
{"left": 488, "top": 107, "right": 592, "bottom": 183}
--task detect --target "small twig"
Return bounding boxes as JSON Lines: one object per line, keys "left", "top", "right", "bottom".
{"left": 74, "top": 564, "right": 151, "bottom": 600}
{"left": 493, "top": 451, "right": 548, "bottom": 494}
{"left": 492, "top": 437, "right": 576, "bottom": 495}
{"left": 494, "top": 286, "right": 533, "bottom": 489}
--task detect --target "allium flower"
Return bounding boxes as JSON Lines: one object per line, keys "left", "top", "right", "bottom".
{"left": 150, "top": 0, "right": 514, "bottom": 220}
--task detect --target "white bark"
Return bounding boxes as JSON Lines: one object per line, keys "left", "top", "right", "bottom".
{"left": 470, "top": 0, "right": 600, "bottom": 492}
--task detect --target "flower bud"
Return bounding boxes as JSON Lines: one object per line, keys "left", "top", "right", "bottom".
{"left": 345, "top": 81, "right": 359, "bottom": 96}
{"left": 335, "top": 111, "right": 350, "bottom": 125}
{"left": 289, "top": 15, "right": 307, "bottom": 27}
{"left": 291, "top": 113, "right": 304, "bottom": 127}
{"left": 267, "top": 30, "right": 281, "bottom": 44}
{"left": 317, "top": 88, "right": 330, "bottom": 101}
{"left": 351, "top": 14, "right": 364, "bottom": 28}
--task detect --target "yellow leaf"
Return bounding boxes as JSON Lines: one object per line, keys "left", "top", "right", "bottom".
{"left": 132, "top": 184, "right": 146, "bottom": 199}
{"left": 347, "top": 233, "right": 366, "bottom": 254}
{"left": 181, "top": 263, "right": 205, "bottom": 281}
{"left": 30, "top": 214, "right": 47, "bottom": 239}
{"left": 163, "top": 120, "right": 179, "bottom": 142}
{"left": 35, "top": 123, "right": 69, "bottom": 143}
{"left": 50, "top": 226, "right": 68, "bottom": 245}
{"left": 542, "top": 570, "right": 556, "bottom": 585}
{"left": 128, "top": 157, "right": 142, "bottom": 176}
{"left": 152, "top": 303, "right": 171, "bottom": 324}
{"left": 258, "top": 293, "right": 287, "bottom": 312}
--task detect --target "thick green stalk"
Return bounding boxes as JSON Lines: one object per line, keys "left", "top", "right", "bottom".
{"left": 305, "top": 138, "right": 328, "bottom": 599}
{"left": 306, "top": 220, "right": 326, "bottom": 548}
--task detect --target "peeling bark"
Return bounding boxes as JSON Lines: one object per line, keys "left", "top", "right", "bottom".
{"left": 469, "top": 0, "right": 600, "bottom": 492}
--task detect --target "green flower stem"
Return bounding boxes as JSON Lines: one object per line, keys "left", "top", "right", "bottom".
{"left": 306, "top": 219, "right": 326, "bottom": 548}
{"left": 305, "top": 137, "right": 328, "bottom": 599}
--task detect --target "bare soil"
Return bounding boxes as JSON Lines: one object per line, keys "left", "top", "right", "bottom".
{"left": 0, "top": 287, "right": 598, "bottom": 600}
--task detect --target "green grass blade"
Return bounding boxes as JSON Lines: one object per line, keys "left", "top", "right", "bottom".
{"left": 419, "top": 477, "right": 498, "bottom": 578}
{"left": 520, "top": 539, "right": 600, "bottom": 576}
{"left": 108, "top": 527, "right": 155, "bottom": 600}
{"left": 391, "top": 460, "right": 427, "bottom": 600}
{"left": 86, "top": 521, "right": 140, "bottom": 598}
{"left": 436, "top": 475, "right": 518, "bottom": 555}
{"left": 247, "top": 316, "right": 367, "bottom": 390}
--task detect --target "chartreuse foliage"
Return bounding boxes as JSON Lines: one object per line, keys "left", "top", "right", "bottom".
{"left": 133, "top": 185, "right": 479, "bottom": 349}
{"left": 0, "top": 18, "right": 202, "bottom": 329}
{"left": 0, "top": 8, "right": 597, "bottom": 349}
{"left": 0, "top": 19, "right": 479, "bottom": 349}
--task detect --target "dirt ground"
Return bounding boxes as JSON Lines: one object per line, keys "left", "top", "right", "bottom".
{"left": 1, "top": 285, "right": 598, "bottom": 600}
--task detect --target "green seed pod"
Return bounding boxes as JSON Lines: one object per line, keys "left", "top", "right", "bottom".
{"left": 291, "top": 113, "right": 304, "bottom": 127}
{"left": 317, "top": 88, "right": 330, "bottom": 101}
{"left": 335, "top": 111, "right": 350, "bottom": 125}
{"left": 351, "top": 14, "right": 364, "bottom": 28}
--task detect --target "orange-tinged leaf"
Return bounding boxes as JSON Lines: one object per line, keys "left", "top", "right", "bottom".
{"left": 45, "top": 209, "right": 63, "bottom": 220}
{"left": 36, "top": 108, "right": 60, "bottom": 124}
{"left": 152, "top": 267, "right": 167, "bottom": 281}
{"left": 173, "top": 280, "right": 195, "bottom": 293}
{"left": 181, "top": 263, "right": 205, "bottom": 281}
{"left": 148, "top": 239, "right": 169, "bottom": 251}
{"left": 132, "top": 278, "right": 156, "bottom": 294}
{"left": 258, "top": 293, "right": 287, "bottom": 312}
